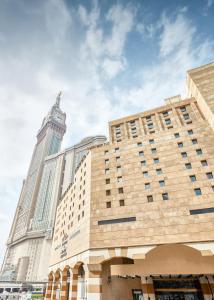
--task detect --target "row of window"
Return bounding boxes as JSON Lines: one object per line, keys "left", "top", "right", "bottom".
{"left": 114, "top": 106, "right": 190, "bottom": 135}
{"left": 109, "top": 129, "right": 197, "bottom": 155}
{"left": 147, "top": 185, "right": 214, "bottom": 202}
{"left": 106, "top": 199, "right": 125, "bottom": 208}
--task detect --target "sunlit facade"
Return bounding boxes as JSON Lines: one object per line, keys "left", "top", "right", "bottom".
{"left": 46, "top": 62, "right": 214, "bottom": 300}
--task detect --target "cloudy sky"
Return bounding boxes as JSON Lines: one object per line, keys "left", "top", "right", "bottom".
{"left": 0, "top": 0, "right": 213, "bottom": 264}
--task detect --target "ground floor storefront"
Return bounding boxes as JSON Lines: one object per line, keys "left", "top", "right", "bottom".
{"left": 45, "top": 244, "right": 214, "bottom": 300}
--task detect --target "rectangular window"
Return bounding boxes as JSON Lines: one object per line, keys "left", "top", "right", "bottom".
{"left": 192, "top": 139, "right": 198, "bottom": 144}
{"left": 141, "top": 160, "right": 146, "bottom": 166}
{"left": 145, "top": 183, "right": 151, "bottom": 189}
{"left": 188, "top": 129, "right": 193, "bottom": 135}
{"left": 147, "top": 195, "right": 153, "bottom": 202}
{"left": 105, "top": 168, "right": 109, "bottom": 174}
{"left": 201, "top": 160, "right": 208, "bottom": 166}
{"left": 139, "top": 151, "right": 144, "bottom": 157}
{"left": 159, "top": 180, "right": 165, "bottom": 187}
{"left": 115, "top": 147, "right": 119, "bottom": 152}
{"left": 137, "top": 142, "right": 142, "bottom": 147}
{"left": 165, "top": 118, "right": 171, "bottom": 125}
{"left": 185, "top": 163, "right": 192, "bottom": 169}
{"left": 162, "top": 193, "right": 169, "bottom": 200}
{"left": 156, "top": 168, "right": 162, "bottom": 175}
{"left": 118, "top": 187, "right": 124, "bottom": 194}
{"left": 117, "top": 176, "right": 122, "bottom": 183}
{"left": 116, "top": 156, "right": 120, "bottom": 162}
{"left": 104, "top": 150, "right": 109, "bottom": 155}
{"left": 148, "top": 123, "right": 153, "bottom": 129}
{"left": 190, "top": 175, "right": 196, "bottom": 182}
{"left": 196, "top": 149, "right": 203, "bottom": 155}
{"left": 178, "top": 142, "right": 183, "bottom": 148}
{"left": 194, "top": 188, "right": 202, "bottom": 196}
{"left": 106, "top": 190, "right": 111, "bottom": 196}
{"left": 183, "top": 113, "right": 190, "bottom": 120}
{"left": 180, "top": 106, "right": 186, "bottom": 112}
{"left": 206, "top": 172, "right": 213, "bottom": 179}
{"left": 153, "top": 158, "right": 159, "bottom": 164}
{"left": 149, "top": 139, "right": 155, "bottom": 144}
{"left": 106, "top": 201, "right": 111, "bottom": 208}
{"left": 106, "top": 178, "right": 110, "bottom": 184}
{"left": 117, "top": 166, "right": 121, "bottom": 172}
{"left": 151, "top": 148, "right": 157, "bottom": 154}
{"left": 163, "top": 111, "right": 169, "bottom": 117}
{"left": 119, "top": 199, "right": 125, "bottom": 206}
{"left": 143, "top": 171, "right": 148, "bottom": 177}
{"left": 174, "top": 133, "right": 180, "bottom": 138}
{"left": 105, "top": 159, "right": 109, "bottom": 164}
{"left": 146, "top": 116, "right": 151, "bottom": 121}
{"left": 181, "top": 152, "right": 187, "bottom": 158}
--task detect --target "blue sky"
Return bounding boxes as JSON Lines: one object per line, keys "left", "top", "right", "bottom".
{"left": 0, "top": 0, "right": 213, "bottom": 264}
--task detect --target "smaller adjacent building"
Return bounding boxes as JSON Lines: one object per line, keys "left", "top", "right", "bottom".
{"left": 46, "top": 62, "right": 214, "bottom": 300}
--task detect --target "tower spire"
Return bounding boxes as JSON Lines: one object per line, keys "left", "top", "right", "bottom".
{"left": 55, "top": 91, "right": 62, "bottom": 107}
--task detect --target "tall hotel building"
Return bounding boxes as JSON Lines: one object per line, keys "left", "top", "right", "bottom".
{"left": 0, "top": 95, "right": 106, "bottom": 282}
{"left": 46, "top": 62, "right": 214, "bottom": 300}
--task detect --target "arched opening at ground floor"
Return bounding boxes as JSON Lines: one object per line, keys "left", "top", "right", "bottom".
{"left": 108, "top": 244, "right": 214, "bottom": 300}
{"left": 45, "top": 244, "right": 214, "bottom": 300}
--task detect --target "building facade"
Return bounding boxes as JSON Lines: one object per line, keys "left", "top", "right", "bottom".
{"left": 0, "top": 95, "right": 106, "bottom": 283}
{"left": 46, "top": 62, "right": 214, "bottom": 300}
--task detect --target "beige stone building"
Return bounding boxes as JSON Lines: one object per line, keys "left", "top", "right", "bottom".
{"left": 46, "top": 62, "right": 214, "bottom": 300}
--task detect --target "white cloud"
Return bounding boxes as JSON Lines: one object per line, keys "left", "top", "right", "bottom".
{"left": 0, "top": 0, "right": 213, "bottom": 267}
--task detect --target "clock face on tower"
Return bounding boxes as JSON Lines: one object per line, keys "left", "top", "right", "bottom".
{"left": 53, "top": 110, "right": 64, "bottom": 124}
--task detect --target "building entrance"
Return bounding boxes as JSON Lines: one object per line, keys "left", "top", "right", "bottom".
{"left": 153, "top": 277, "right": 204, "bottom": 300}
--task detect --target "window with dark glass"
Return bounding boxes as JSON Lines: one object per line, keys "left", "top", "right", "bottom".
{"left": 201, "top": 160, "right": 208, "bottom": 166}
{"left": 141, "top": 160, "right": 146, "bottom": 166}
{"left": 159, "top": 180, "right": 165, "bottom": 187}
{"left": 119, "top": 199, "right": 125, "bottom": 206}
{"left": 106, "top": 201, "right": 111, "bottom": 208}
{"left": 106, "top": 178, "right": 110, "bottom": 184}
{"left": 165, "top": 118, "right": 171, "bottom": 125}
{"left": 162, "top": 193, "right": 169, "bottom": 200}
{"left": 149, "top": 139, "right": 155, "bottom": 144}
{"left": 190, "top": 175, "right": 196, "bottom": 182}
{"left": 151, "top": 148, "right": 157, "bottom": 154}
{"left": 206, "top": 172, "right": 213, "bottom": 179}
{"left": 143, "top": 171, "right": 148, "bottom": 177}
{"left": 196, "top": 149, "right": 203, "bottom": 155}
{"left": 188, "top": 129, "right": 193, "bottom": 135}
{"left": 139, "top": 151, "right": 144, "bottom": 157}
{"left": 178, "top": 142, "right": 183, "bottom": 148}
{"left": 181, "top": 152, "right": 187, "bottom": 158}
{"left": 183, "top": 113, "right": 190, "bottom": 120}
{"left": 156, "top": 168, "right": 162, "bottom": 175}
{"left": 194, "top": 188, "right": 202, "bottom": 196}
{"left": 106, "top": 190, "right": 111, "bottom": 196}
{"left": 137, "top": 142, "right": 142, "bottom": 147}
{"left": 147, "top": 195, "right": 153, "bottom": 202}
{"left": 180, "top": 106, "right": 186, "bottom": 112}
{"left": 192, "top": 139, "right": 198, "bottom": 144}
{"left": 154, "top": 158, "right": 159, "bottom": 164}
{"left": 174, "top": 133, "right": 180, "bottom": 138}
{"left": 145, "top": 183, "right": 150, "bottom": 189}
{"left": 118, "top": 187, "right": 124, "bottom": 194}
{"left": 185, "top": 163, "right": 192, "bottom": 169}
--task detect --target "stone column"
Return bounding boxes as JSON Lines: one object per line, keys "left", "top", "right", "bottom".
{"left": 141, "top": 276, "right": 155, "bottom": 300}
{"left": 44, "top": 280, "right": 53, "bottom": 300}
{"left": 200, "top": 276, "right": 214, "bottom": 300}
{"left": 69, "top": 267, "right": 79, "bottom": 300}
{"left": 85, "top": 265, "right": 102, "bottom": 300}
{"left": 60, "top": 270, "right": 68, "bottom": 300}
{"left": 51, "top": 281, "right": 57, "bottom": 300}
